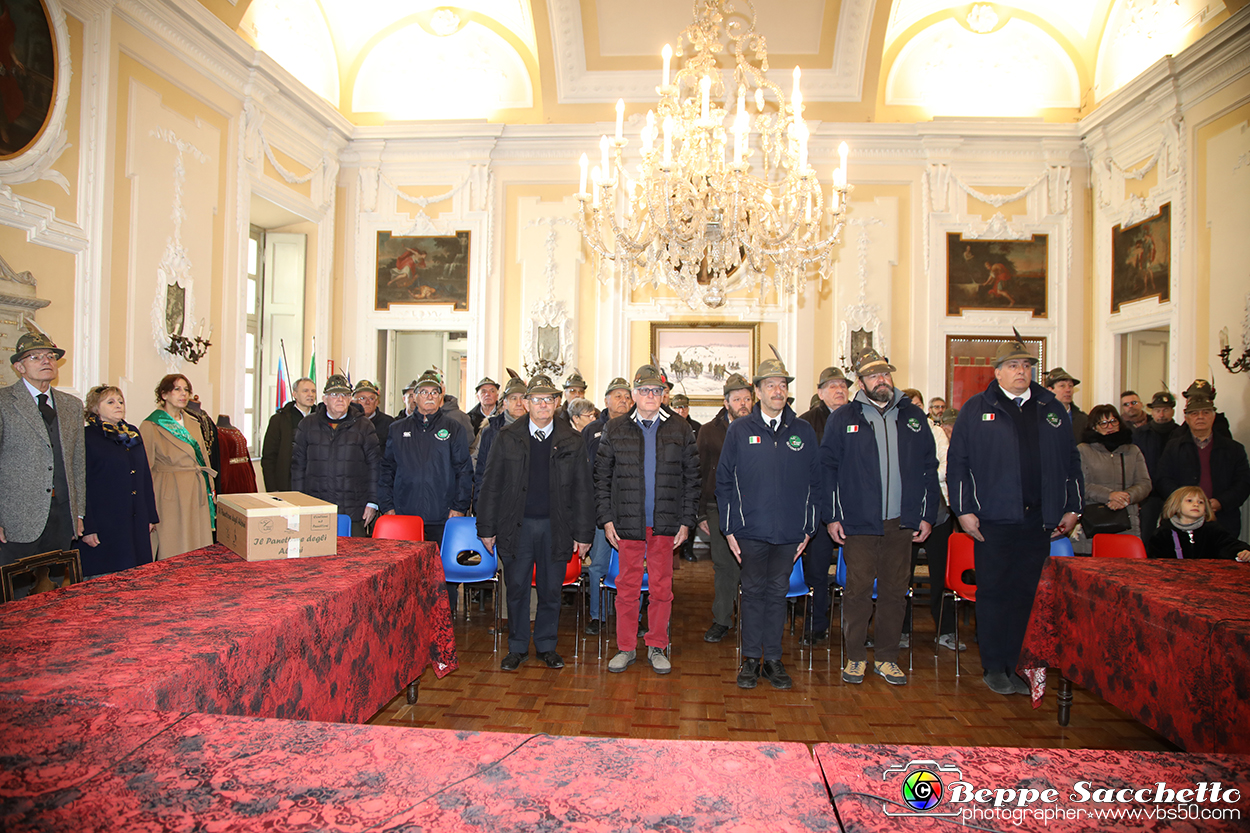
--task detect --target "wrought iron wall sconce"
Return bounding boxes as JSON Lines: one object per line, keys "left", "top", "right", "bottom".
{"left": 169, "top": 332, "right": 211, "bottom": 364}
{"left": 1218, "top": 327, "right": 1249, "bottom": 374}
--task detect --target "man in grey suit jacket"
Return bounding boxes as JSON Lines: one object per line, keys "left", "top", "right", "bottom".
{"left": 0, "top": 333, "right": 86, "bottom": 566}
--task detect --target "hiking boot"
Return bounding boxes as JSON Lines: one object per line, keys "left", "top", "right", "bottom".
{"left": 842, "top": 660, "right": 867, "bottom": 684}
{"left": 608, "top": 650, "right": 636, "bottom": 673}
{"left": 874, "top": 661, "right": 907, "bottom": 686}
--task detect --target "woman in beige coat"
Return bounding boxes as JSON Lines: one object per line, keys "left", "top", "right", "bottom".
{"left": 1073, "top": 404, "right": 1152, "bottom": 554}
{"left": 138, "top": 374, "right": 216, "bottom": 559}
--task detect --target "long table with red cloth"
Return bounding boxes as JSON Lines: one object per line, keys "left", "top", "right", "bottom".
{"left": 1017, "top": 557, "right": 1250, "bottom": 753}
{"left": 1, "top": 697, "right": 839, "bottom": 832}
{"left": 0, "top": 540, "right": 456, "bottom": 723}
{"left": 816, "top": 742, "right": 1249, "bottom": 832}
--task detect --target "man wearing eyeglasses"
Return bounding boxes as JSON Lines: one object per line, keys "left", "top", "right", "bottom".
{"left": 477, "top": 375, "right": 594, "bottom": 671}
{"left": 380, "top": 368, "right": 472, "bottom": 611}
{"left": 595, "top": 365, "right": 700, "bottom": 676}
{"left": 0, "top": 333, "right": 86, "bottom": 566}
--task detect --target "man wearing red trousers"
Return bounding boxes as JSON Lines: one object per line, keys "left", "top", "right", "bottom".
{"left": 594, "top": 364, "right": 700, "bottom": 675}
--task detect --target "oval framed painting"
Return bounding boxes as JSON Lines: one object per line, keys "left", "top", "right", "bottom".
{"left": 0, "top": 0, "right": 57, "bottom": 161}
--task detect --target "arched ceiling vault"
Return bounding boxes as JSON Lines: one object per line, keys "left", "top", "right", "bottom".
{"left": 208, "top": 0, "right": 1240, "bottom": 124}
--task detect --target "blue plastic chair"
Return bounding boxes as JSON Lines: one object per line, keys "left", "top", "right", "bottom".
{"left": 438, "top": 516, "right": 502, "bottom": 652}
{"left": 599, "top": 548, "right": 652, "bottom": 658}
{"left": 1050, "top": 537, "right": 1075, "bottom": 557}
{"left": 336, "top": 514, "right": 352, "bottom": 537}
{"left": 833, "top": 548, "right": 913, "bottom": 671}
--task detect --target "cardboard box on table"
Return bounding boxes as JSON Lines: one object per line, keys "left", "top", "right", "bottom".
{"left": 216, "top": 492, "right": 338, "bottom": 561}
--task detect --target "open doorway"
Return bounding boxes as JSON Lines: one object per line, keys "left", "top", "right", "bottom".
{"left": 1119, "top": 327, "right": 1170, "bottom": 403}
{"left": 378, "top": 330, "right": 469, "bottom": 418}
{"left": 246, "top": 195, "right": 313, "bottom": 453}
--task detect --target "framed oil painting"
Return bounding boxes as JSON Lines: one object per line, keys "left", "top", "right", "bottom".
{"left": 650, "top": 322, "right": 759, "bottom": 406}
{"left": 375, "top": 230, "right": 470, "bottom": 311}
{"left": 945, "top": 334, "right": 1046, "bottom": 411}
{"left": 1111, "top": 203, "right": 1170, "bottom": 313}
{"left": 0, "top": 0, "right": 58, "bottom": 160}
{"left": 947, "top": 233, "right": 1048, "bottom": 318}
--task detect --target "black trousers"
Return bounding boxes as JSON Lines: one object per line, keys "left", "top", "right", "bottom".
{"left": 501, "top": 517, "right": 563, "bottom": 655}
{"left": 0, "top": 498, "right": 73, "bottom": 567}
{"left": 801, "top": 525, "right": 834, "bottom": 634}
{"left": 738, "top": 539, "right": 796, "bottom": 661}
{"left": 973, "top": 510, "right": 1050, "bottom": 675}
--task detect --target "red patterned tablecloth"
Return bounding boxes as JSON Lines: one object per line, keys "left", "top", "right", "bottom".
{"left": 0, "top": 540, "right": 456, "bottom": 723}
{"left": 1, "top": 698, "right": 838, "bottom": 832}
{"left": 1018, "top": 558, "right": 1250, "bottom": 753}
{"left": 816, "top": 742, "right": 1250, "bottom": 832}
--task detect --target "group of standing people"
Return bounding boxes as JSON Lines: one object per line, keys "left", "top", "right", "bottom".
{"left": 0, "top": 333, "right": 217, "bottom": 579}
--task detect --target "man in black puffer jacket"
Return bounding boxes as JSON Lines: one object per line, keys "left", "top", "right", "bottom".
{"left": 291, "top": 375, "right": 381, "bottom": 536}
{"left": 595, "top": 364, "right": 700, "bottom": 677}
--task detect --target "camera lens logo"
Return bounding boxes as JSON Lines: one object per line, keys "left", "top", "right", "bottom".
{"left": 901, "top": 769, "right": 943, "bottom": 811}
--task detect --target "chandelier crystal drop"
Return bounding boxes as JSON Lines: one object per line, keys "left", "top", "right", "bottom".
{"left": 575, "top": 0, "right": 853, "bottom": 310}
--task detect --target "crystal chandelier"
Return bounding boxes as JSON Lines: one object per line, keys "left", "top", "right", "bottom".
{"left": 576, "top": 0, "right": 853, "bottom": 310}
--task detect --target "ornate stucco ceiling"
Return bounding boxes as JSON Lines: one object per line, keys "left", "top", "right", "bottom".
{"left": 212, "top": 0, "right": 1240, "bottom": 124}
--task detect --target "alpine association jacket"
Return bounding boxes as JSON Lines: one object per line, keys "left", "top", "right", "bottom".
{"left": 716, "top": 403, "right": 821, "bottom": 545}
{"left": 947, "top": 380, "right": 1083, "bottom": 528}
{"left": 820, "top": 391, "right": 939, "bottom": 535}
{"left": 379, "top": 408, "right": 472, "bottom": 520}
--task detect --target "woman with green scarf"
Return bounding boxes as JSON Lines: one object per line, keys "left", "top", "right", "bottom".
{"left": 139, "top": 374, "right": 216, "bottom": 558}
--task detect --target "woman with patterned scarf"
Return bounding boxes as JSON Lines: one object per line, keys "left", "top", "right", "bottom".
{"left": 139, "top": 374, "right": 216, "bottom": 559}
{"left": 81, "top": 385, "right": 159, "bottom": 576}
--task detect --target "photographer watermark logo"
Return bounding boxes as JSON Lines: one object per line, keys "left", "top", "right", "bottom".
{"left": 883, "top": 760, "right": 962, "bottom": 817}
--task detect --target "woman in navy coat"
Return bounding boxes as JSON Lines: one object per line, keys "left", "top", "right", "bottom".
{"left": 81, "top": 385, "right": 159, "bottom": 576}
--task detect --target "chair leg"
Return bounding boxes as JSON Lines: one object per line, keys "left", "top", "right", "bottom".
{"left": 953, "top": 597, "right": 961, "bottom": 678}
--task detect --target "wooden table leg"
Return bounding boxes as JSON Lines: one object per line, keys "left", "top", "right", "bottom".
{"left": 406, "top": 679, "right": 419, "bottom": 705}
{"left": 1057, "top": 676, "right": 1072, "bottom": 726}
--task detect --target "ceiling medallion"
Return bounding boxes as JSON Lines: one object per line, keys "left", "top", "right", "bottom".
{"left": 967, "top": 5, "right": 999, "bottom": 34}
{"left": 575, "top": 0, "right": 852, "bottom": 310}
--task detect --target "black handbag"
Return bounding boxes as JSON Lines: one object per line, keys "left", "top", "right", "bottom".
{"left": 1080, "top": 454, "right": 1130, "bottom": 536}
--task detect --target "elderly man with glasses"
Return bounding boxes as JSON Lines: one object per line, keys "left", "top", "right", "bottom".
{"left": 0, "top": 333, "right": 86, "bottom": 566}
{"left": 477, "top": 375, "right": 594, "bottom": 671}
{"left": 594, "top": 364, "right": 700, "bottom": 676}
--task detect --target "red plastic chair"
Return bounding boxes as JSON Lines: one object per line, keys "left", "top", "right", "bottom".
{"left": 938, "top": 532, "right": 977, "bottom": 677}
{"left": 1091, "top": 534, "right": 1147, "bottom": 559}
{"left": 371, "top": 514, "right": 425, "bottom": 542}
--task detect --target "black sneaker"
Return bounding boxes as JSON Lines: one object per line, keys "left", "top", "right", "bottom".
{"left": 704, "top": 623, "right": 730, "bottom": 643}
{"left": 584, "top": 618, "right": 601, "bottom": 635}
{"left": 500, "top": 652, "right": 527, "bottom": 671}
{"left": 737, "top": 658, "right": 761, "bottom": 689}
{"left": 537, "top": 651, "right": 565, "bottom": 669}
{"left": 762, "top": 660, "right": 793, "bottom": 690}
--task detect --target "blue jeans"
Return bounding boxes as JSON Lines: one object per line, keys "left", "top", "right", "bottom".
{"left": 586, "top": 527, "right": 611, "bottom": 620}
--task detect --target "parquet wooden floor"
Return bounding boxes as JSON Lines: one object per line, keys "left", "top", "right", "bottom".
{"left": 369, "top": 549, "right": 1176, "bottom": 752}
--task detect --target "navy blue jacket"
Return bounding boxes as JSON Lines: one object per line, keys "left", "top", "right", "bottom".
{"left": 716, "top": 404, "right": 821, "bottom": 545}
{"left": 81, "top": 421, "right": 159, "bottom": 576}
{"left": 379, "top": 408, "right": 472, "bottom": 520}
{"left": 820, "top": 393, "right": 939, "bottom": 535}
{"left": 947, "top": 381, "right": 1083, "bottom": 527}
{"left": 581, "top": 411, "right": 609, "bottom": 465}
